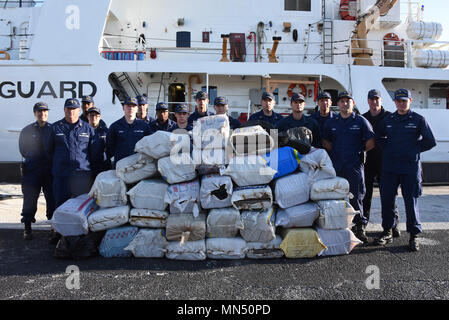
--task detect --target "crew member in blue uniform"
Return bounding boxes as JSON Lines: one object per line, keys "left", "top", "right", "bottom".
{"left": 188, "top": 91, "right": 214, "bottom": 126}
{"left": 248, "top": 91, "right": 283, "bottom": 126}
{"left": 322, "top": 91, "right": 375, "bottom": 243}
{"left": 46, "top": 98, "right": 96, "bottom": 209}
{"left": 171, "top": 104, "right": 193, "bottom": 132}
{"left": 276, "top": 93, "right": 321, "bottom": 148}
{"left": 213, "top": 96, "right": 241, "bottom": 130}
{"left": 148, "top": 102, "right": 177, "bottom": 133}
{"left": 19, "top": 102, "right": 55, "bottom": 241}
{"left": 311, "top": 91, "right": 336, "bottom": 147}
{"left": 361, "top": 89, "right": 400, "bottom": 238}
{"left": 136, "top": 95, "right": 155, "bottom": 123}
{"left": 106, "top": 97, "right": 152, "bottom": 164}
{"left": 374, "top": 89, "right": 436, "bottom": 251}
{"left": 87, "top": 107, "right": 111, "bottom": 177}
{"left": 80, "top": 95, "right": 107, "bottom": 127}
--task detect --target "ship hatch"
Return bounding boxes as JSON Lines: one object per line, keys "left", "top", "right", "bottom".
{"left": 168, "top": 83, "right": 186, "bottom": 112}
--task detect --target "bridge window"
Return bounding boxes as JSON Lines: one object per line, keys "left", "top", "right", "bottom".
{"left": 284, "top": 0, "right": 311, "bottom": 11}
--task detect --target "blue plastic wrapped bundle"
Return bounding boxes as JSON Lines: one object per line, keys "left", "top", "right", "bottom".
{"left": 262, "top": 146, "right": 302, "bottom": 179}
{"left": 98, "top": 226, "right": 139, "bottom": 258}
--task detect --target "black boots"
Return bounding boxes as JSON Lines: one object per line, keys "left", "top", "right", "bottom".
{"left": 392, "top": 226, "right": 401, "bottom": 238}
{"left": 23, "top": 222, "right": 33, "bottom": 240}
{"left": 374, "top": 229, "right": 393, "bottom": 246}
{"left": 352, "top": 224, "right": 369, "bottom": 244}
{"left": 409, "top": 234, "right": 420, "bottom": 252}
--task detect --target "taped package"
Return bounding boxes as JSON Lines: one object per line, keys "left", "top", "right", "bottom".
{"left": 279, "top": 228, "right": 327, "bottom": 258}
{"left": 129, "top": 208, "right": 169, "bottom": 228}
{"left": 273, "top": 172, "right": 310, "bottom": 209}
{"left": 87, "top": 205, "right": 130, "bottom": 232}
{"left": 165, "top": 240, "right": 206, "bottom": 261}
{"left": 165, "top": 214, "right": 207, "bottom": 243}
{"left": 206, "top": 207, "right": 244, "bottom": 238}
{"left": 220, "top": 155, "right": 277, "bottom": 187}
{"left": 88, "top": 170, "right": 127, "bottom": 208}
{"left": 231, "top": 185, "right": 273, "bottom": 211}
{"left": 317, "top": 227, "right": 362, "bottom": 256}
{"left": 275, "top": 202, "right": 320, "bottom": 228}
{"left": 206, "top": 237, "right": 248, "bottom": 259}
{"left": 246, "top": 235, "right": 284, "bottom": 259}
{"left": 192, "top": 114, "right": 230, "bottom": 149}
{"left": 115, "top": 153, "right": 157, "bottom": 184}
{"left": 126, "top": 179, "right": 168, "bottom": 210}
{"left": 50, "top": 194, "right": 98, "bottom": 236}
{"left": 240, "top": 208, "right": 276, "bottom": 243}
{"left": 194, "top": 147, "right": 229, "bottom": 175}
{"left": 165, "top": 180, "right": 200, "bottom": 215}
{"left": 230, "top": 125, "right": 275, "bottom": 156}
{"left": 261, "top": 146, "right": 302, "bottom": 179}
{"left": 316, "top": 200, "right": 357, "bottom": 230}
{"left": 157, "top": 154, "right": 197, "bottom": 184}
{"left": 135, "top": 130, "right": 190, "bottom": 160}
{"left": 98, "top": 225, "right": 139, "bottom": 258}
{"left": 200, "top": 174, "right": 233, "bottom": 209}
{"left": 124, "top": 229, "right": 169, "bottom": 258}
{"left": 310, "top": 177, "right": 350, "bottom": 201}
{"left": 299, "top": 147, "right": 336, "bottom": 182}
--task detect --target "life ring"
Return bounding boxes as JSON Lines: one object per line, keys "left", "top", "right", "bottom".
{"left": 287, "top": 83, "right": 307, "bottom": 98}
{"left": 383, "top": 33, "right": 400, "bottom": 46}
{"left": 340, "top": 0, "right": 357, "bottom": 21}
{"left": 0, "top": 51, "right": 10, "bottom": 60}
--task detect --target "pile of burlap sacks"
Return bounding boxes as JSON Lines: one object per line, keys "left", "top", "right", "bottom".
{"left": 50, "top": 114, "right": 361, "bottom": 260}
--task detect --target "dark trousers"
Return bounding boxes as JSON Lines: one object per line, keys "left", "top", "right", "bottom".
{"left": 363, "top": 167, "right": 399, "bottom": 225}
{"left": 336, "top": 165, "right": 367, "bottom": 226}
{"left": 380, "top": 171, "right": 422, "bottom": 235}
{"left": 21, "top": 172, "right": 55, "bottom": 224}
{"left": 53, "top": 173, "right": 93, "bottom": 208}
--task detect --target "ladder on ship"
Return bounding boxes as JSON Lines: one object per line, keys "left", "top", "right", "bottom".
{"left": 322, "top": 0, "right": 333, "bottom": 64}
{"left": 108, "top": 72, "right": 139, "bottom": 103}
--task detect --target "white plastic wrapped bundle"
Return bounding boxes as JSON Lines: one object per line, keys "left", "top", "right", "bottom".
{"left": 206, "top": 238, "right": 248, "bottom": 259}
{"left": 200, "top": 175, "right": 233, "bottom": 209}
{"left": 220, "top": 155, "right": 277, "bottom": 187}
{"left": 126, "top": 179, "right": 168, "bottom": 210}
{"left": 87, "top": 205, "right": 129, "bottom": 232}
{"left": 317, "top": 228, "right": 362, "bottom": 256}
{"left": 165, "top": 240, "right": 206, "bottom": 261}
{"left": 192, "top": 114, "right": 230, "bottom": 149}
{"left": 316, "top": 200, "right": 357, "bottom": 230}
{"left": 273, "top": 172, "right": 310, "bottom": 209}
{"left": 231, "top": 185, "right": 273, "bottom": 211}
{"left": 98, "top": 225, "right": 139, "bottom": 258}
{"left": 129, "top": 208, "right": 169, "bottom": 228}
{"left": 115, "top": 153, "right": 157, "bottom": 184}
{"left": 157, "top": 154, "right": 197, "bottom": 184}
{"left": 124, "top": 229, "right": 169, "bottom": 258}
{"left": 230, "top": 125, "right": 275, "bottom": 156}
{"left": 246, "top": 235, "right": 284, "bottom": 259}
{"left": 275, "top": 202, "right": 320, "bottom": 228}
{"left": 299, "top": 148, "right": 336, "bottom": 182}
{"left": 240, "top": 208, "right": 276, "bottom": 243}
{"left": 206, "top": 207, "right": 244, "bottom": 238}
{"left": 165, "top": 180, "right": 200, "bottom": 216}
{"left": 165, "top": 214, "right": 207, "bottom": 243}
{"left": 135, "top": 130, "right": 191, "bottom": 159}
{"left": 310, "top": 177, "right": 350, "bottom": 201}
{"left": 89, "top": 170, "right": 127, "bottom": 208}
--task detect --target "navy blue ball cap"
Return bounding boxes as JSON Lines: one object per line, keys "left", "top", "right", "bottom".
{"left": 368, "top": 89, "right": 381, "bottom": 99}
{"left": 174, "top": 104, "right": 189, "bottom": 113}
{"left": 136, "top": 95, "right": 148, "bottom": 105}
{"left": 87, "top": 107, "right": 101, "bottom": 115}
{"left": 317, "top": 91, "right": 332, "bottom": 100}
{"left": 64, "top": 98, "right": 81, "bottom": 109}
{"left": 338, "top": 91, "right": 353, "bottom": 101}
{"left": 291, "top": 92, "right": 306, "bottom": 102}
{"left": 262, "top": 92, "right": 275, "bottom": 100}
{"left": 81, "top": 95, "right": 94, "bottom": 104}
{"left": 214, "top": 96, "right": 228, "bottom": 105}
{"left": 33, "top": 102, "right": 49, "bottom": 112}
{"left": 394, "top": 88, "right": 411, "bottom": 100}
{"left": 124, "top": 97, "right": 138, "bottom": 106}
{"left": 156, "top": 102, "right": 169, "bottom": 110}
{"left": 195, "top": 91, "right": 208, "bottom": 100}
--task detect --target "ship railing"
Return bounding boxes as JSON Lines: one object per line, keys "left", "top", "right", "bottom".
{"left": 0, "top": 0, "right": 42, "bottom": 8}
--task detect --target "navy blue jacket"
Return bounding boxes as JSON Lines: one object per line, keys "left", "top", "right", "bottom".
{"left": 91, "top": 123, "right": 112, "bottom": 176}
{"left": 276, "top": 114, "right": 321, "bottom": 148}
{"left": 149, "top": 118, "right": 177, "bottom": 133}
{"left": 46, "top": 118, "right": 96, "bottom": 177}
{"left": 188, "top": 110, "right": 215, "bottom": 125}
{"left": 106, "top": 117, "right": 152, "bottom": 162}
{"left": 228, "top": 116, "right": 242, "bottom": 130}
{"left": 322, "top": 112, "right": 375, "bottom": 172}
{"left": 19, "top": 122, "right": 53, "bottom": 175}
{"left": 140, "top": 114, "right": 156, "bottom": 124}
{"left": 362, "top": 107, "right": 391, "bottom": 171}
{"left": 248, "top": 110, "right": 284, "bottom": 127}
{"left": 311, "top": 110, "right": 336, "bottom": 136}
{"left": 376, "top": 110, "right": 436, "bottom": 174}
